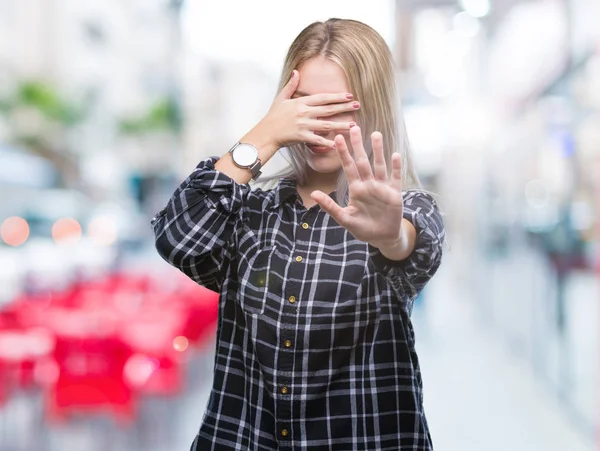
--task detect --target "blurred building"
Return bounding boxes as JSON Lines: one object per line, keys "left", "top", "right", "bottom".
{"left": 395, "top": 0, "right": 600, "bottom": 439}
{"left": 180, "top": 57, "right": 289, "bottom": 177}
{"left": 0, "top": 0, "right": 185, "bottom": 201}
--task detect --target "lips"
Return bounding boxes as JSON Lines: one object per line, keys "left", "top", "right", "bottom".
{"left": 307, "top": 144, "right": 334, "bottom": 154}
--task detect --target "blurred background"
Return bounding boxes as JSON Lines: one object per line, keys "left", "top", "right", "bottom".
{"left": 0, "top": 0, "right": 598, "bottom": 450}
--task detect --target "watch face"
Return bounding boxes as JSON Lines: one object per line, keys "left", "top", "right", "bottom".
{"left": 232, "top": 144, "right": 258, "bottom": 166}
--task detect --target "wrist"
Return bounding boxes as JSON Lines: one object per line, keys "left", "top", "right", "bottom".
{"left": 241, "top": 123, "right": 280, "bottom": 157}
{"left": 371, "top": 219, "right": 416, "bottom": 262}
{"left": 371, "top": 235, "right": 404, "bottom": 253}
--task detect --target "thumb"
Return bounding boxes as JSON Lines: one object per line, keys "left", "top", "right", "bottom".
{"left": 278, "top": 70, "right": 299, "bottom": 100}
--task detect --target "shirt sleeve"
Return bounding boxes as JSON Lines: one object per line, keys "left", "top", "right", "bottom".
{"left": 368, "top": 190, "right": 445, "bottom": 304}
{"left": 151, "top": 156, "right": 250, "bottom": 292}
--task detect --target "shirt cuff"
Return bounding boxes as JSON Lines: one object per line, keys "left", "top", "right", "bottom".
{"left": 188, "top": 156, "right": 251, "bottom": 214}
{"left": 369, "top": 211, "right": 420, "bottom": 275}
{"left": 368, "top": 190, "right": 445, "bottom": 284}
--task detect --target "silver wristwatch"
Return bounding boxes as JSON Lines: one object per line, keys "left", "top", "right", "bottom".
{"left": 228, "top": 142, "right": 263, "bottom": 180}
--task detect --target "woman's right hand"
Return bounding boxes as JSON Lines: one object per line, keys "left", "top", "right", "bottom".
{"left": 248, "top": 70, "right": 360, "bottom": 150}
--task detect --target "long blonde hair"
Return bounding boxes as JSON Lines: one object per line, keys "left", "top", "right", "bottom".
{"left": 257, "top": 18, "right": 420, "bottom": 206}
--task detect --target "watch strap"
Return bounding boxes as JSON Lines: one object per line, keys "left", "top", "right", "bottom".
{"left": 249, "top": 160, "right": 262, "bottom": 179}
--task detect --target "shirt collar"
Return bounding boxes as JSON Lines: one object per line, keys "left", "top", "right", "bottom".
{"left": 271, "top": 178, "right": 339, "bottom": 209}
{"left": 272, "top": 178, "right": 300, "bottom": 208}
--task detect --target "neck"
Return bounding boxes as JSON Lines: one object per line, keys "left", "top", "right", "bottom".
{"left": 299, "top": 168, "right": 339, "bottom": 194}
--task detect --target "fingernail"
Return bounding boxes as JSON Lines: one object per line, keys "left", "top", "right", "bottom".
{"left": 346, "top": 93, "right": 353, "bottom": 100}
{"left": 353, "top": 102, "right": 360, "bottom": 109}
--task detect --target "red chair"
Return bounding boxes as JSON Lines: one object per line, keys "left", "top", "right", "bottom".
{"left": 0, "top": 326, "right": 55, "bottom": 391}
{"left": 119, "top": 306, "right": 187, "bottom": 396}
{"left": 176, "top": 282, "right": 219, "bottom": 349}
{"left": 43, "top": 309, "right": 135, "bottom": 426}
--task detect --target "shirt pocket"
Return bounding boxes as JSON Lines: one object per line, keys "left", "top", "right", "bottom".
{"left": 236, "top": 244, "right": 274, "bottom": 315}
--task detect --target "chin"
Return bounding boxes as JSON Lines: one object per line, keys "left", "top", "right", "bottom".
{"left": 306, "top": 150, "right": 342, "bottom": 174}
{"left": 307, "top": 160, "right": 342, "bottom": 174}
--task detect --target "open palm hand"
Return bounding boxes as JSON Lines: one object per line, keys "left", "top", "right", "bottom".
{"left": 310, "top": 126, "right": 404, "bottom": 248}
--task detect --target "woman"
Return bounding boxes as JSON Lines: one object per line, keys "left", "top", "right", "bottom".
{"left": 153, "top": 18, "right": 445, "bottom": 451}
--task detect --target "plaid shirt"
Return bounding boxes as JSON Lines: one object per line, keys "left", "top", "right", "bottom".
{"left": 152, "top": 157, "right": 445, "bottom": 451}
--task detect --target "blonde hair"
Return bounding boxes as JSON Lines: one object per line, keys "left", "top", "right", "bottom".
{"left": 257, "top": 18, "right": 421, "bottom": 206}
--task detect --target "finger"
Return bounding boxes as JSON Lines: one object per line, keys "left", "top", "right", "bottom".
{"left": 278, "top": 70, "right": 300, "bottom": 100}
{"left": 389, "top": 152, "right": 403, "bottom": 192}
{"left": 306, "top": 120, "right": 356, "bottom": 133}
{"left": 311, "top": 101, "right": 360, "bottom": 118}
{"left": 349, "top": 126, "right": 373, "bottom": 181}
{"left": 371, "top": 131, "right": 387, "bottom": 181}
{"left": 304, "top": 92, "right": 354, "bottom": 106}
{"left": 310, "top": 190, "right": 349, "bottom": 227}
{"left": 302, "top": 132, "right": 336, "bottom": 149}
{"left": 334, "top": 134, "right": 360, "bottom": 183}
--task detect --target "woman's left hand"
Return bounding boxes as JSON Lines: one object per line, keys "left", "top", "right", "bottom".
{"left": 310, "top": 126, "right": 405, "bottom": 249}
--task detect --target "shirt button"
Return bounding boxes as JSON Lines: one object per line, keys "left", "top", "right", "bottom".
{"left": 288, "top": 295, "right": 296, "bottom": 304}
{"left": 295, "top": 256, "right": 303, "bottom": 262}
{"left": 281, "top": 386, "right": 289, "bottom": 394}
{"left": 284, "top": 339, "right": 292, "bottom": 348}
{"left": 281, "top": 429, "right": 289, "bottom": 437}
{"left": 301, "top": 222, "right": 309, "bottom": 229}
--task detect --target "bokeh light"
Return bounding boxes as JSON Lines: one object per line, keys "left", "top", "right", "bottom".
{"left": 52, "top": 218, "right": 82, "bottom": 244}
{"left": 124, "top": 354, "right": 159, "bottom": 387}
{"left": 173, "top": 336, "right": 189, "bottom": 352}
{"left": 460, "top": 0, "right": 491, "bottom": 18}
{"left": 1, "top": 216, "right": 30, "bottom": 247}
{"left": 87, "top": 216, "right": 118, "bottom": 247}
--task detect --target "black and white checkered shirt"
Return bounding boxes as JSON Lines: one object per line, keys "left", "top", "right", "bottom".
{"left": 152, "top": 157, "right": 445, "bottom": 451}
